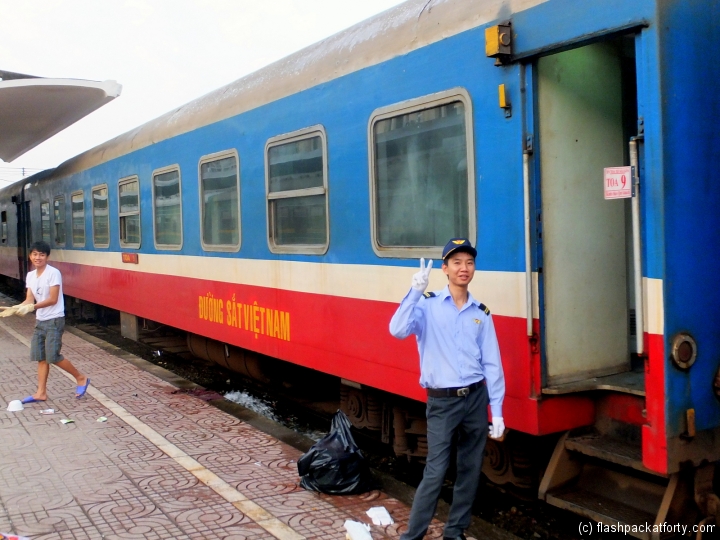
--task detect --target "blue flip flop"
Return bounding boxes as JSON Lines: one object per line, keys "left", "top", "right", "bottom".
{"left": 21, "top": 396, "right": 46, "bottom": 404}
{"left": 76, "top": 378, "right": 90, "bottom": 398}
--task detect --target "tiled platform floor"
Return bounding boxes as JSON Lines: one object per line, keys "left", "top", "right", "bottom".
{"left": 0, "top": 313, "right": 448, "bottom": 540}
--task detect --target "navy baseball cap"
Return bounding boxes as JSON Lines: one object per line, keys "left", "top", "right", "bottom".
{"left": 442, "top": 238, "right": 477, "bottom": 259}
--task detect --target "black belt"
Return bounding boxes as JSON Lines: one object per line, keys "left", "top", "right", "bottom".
{"left": 426, "top": 380, "right": 483, "bottom": 398}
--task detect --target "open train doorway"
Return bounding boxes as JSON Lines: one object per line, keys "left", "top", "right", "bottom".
{"left": 16, "top": 198, "right": 32, "bottom": 279}
{"left": 537, "top": 35, "right": 639, "bottom": 388}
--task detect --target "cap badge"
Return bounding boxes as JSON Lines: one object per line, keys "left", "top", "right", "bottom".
{"left": 452, "top": 240, "right": 465, "bottom": 244}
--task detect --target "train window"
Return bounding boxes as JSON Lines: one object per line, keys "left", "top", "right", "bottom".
{"left": 265, "top": 126, "right": 328, "bottom": 254}
{"left": 1, "top": 211, "right": 6, "bottom": 243}
{"left": 41, "top": 202, "right": 51, "bottom": 243}
{"left": 118, "top": 176, "right": 141, "bottom": 248}
{"left": 198, "top": 150, "right": 240, "bottom": 251}
{"left": 53, "top": 196, "right": 66, "bottom": 246}
{"left": 368, "top": 89, "right": 476, "bottom": 257}
{"left": 71, "top": 191, "right": 85, "bottom": 247}
{"left": 152, "top": 165, "right": 182, "bottom": 249}
{"left": 92, "top": 185, "right": 109, "bottom": 248}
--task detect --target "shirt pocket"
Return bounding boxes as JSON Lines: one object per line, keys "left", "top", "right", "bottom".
{"left": 462, "top": 318, "right": 482, "bottom": 356}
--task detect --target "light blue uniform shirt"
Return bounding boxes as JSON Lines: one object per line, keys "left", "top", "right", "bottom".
{"left": 389, "top": 286, "right": 505, "bottom": 418}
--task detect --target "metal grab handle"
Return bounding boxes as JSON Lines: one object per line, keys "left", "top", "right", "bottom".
{"left": 629, "top": 138, "right": 644, "bottom": 355}
{"left": 523, "top": 151, "right": 533, "bottom": 336}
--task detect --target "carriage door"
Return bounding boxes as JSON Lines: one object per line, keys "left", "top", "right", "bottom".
{"left": 538, "top": 36, "right": 638, "bottom": 386}
{"left": 16, "top": 199, "right": 32, "bottom": 278}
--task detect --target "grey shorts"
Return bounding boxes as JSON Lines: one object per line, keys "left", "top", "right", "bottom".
{"left": 30, "top": 317, "right": 65, "bottom": 364}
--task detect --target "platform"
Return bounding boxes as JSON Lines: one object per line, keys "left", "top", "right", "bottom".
{"left": 0, "top": 311, "right": 519, "bottom": 540}
{"left": 0, "top": 313, "right": 414, "bottom": 539}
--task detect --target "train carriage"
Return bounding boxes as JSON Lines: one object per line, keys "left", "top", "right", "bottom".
{"left": 2, "top": 0, "right": 719, "bottom": 534}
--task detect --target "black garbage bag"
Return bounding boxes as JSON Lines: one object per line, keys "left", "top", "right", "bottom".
{"left": 297, "top": 410, "right": 374, "bottom": 494}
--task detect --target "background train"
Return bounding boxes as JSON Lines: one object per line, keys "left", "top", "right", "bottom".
{"left": 1, "top": 0, "right": 719, "bottom": 535}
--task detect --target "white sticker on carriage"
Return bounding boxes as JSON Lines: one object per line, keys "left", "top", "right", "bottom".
{"left": 604, "top": 166, "right": 634, "bottom": 199}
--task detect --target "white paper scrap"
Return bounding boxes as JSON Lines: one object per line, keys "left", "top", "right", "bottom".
{"left": 366, "top": 506, "right": 394, "bottom": 526}
{"left": 343, "top": 519, "right": 373, "bottom": 540}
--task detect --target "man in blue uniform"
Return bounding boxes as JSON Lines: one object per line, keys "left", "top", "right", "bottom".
{"left": 390, "top": 238, "right": 505, "bottom": 540}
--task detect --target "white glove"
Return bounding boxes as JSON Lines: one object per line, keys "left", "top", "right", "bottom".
{"left": 411, "top": 258, "right": 433, "bottom": 292}
{"left": 16, "top": 304, "right": 35, "bottom": 316}
{"left": 0, "top": 305, "right": 19, "bottom": 318}
{"left": 489, "top": 417, "right": 505, "bottom": 440}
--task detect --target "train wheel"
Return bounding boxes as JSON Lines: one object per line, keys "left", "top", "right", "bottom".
{"left": 483, "top": 437, "right": 510, "bottom": 484}
{"left": 483, "top": 431, "right": 537, "bottom": 491}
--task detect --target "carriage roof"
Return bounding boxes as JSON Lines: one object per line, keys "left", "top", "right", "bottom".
{"left": 56, "top": 0, "right": 544, "bottom": 177}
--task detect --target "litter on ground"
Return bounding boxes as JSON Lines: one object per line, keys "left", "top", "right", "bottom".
{"left": 6, "top": 400, "right": 23, "bottom": 412}
{"left": 344, "top": 520, "right": 372, "bottom": 540}
{"left": 366, "top": 506, "right": 394, "bottom": 526}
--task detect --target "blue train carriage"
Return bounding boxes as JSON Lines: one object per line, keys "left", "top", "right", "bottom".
{"left": 0, "top": 0, "right": 718, "bottom": 534}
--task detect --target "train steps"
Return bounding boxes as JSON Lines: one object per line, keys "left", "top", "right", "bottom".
{"left": 539, "top": 431, "right": 698, "bottom": 540}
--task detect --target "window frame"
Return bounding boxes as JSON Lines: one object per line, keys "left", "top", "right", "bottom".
{"left": 118, "top": 175, "right": 141, "bottom": 249}
{"left": 53, "top": 195, "right": 67, "bottom": 247}
{"left": 198, "top": 149, "right": 241, "bottom": 253}
{"left": 264, "top": 125, "right": 329, "bottom": 255}
{"left": 367, "top": 88, "right": 477, "bottom": 258}
{"left": 40, "top": 201, "right": 51, "bottom": 244}
{"left": 91, "top": 184, "right": 110, "bottom": 249}
{"left": 70, "top": 190, "right": 86, "bottom": 248}
{"left": 151, "top": 164, "right": 183, "bottom": 250}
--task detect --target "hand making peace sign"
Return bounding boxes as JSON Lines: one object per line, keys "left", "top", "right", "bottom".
{"left": 411, "top": 258, "right": 433, "bottom": 292}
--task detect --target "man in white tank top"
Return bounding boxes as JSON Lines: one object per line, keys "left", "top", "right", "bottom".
{"left": 13, "top": 241, "right": 89, "bottom": 403}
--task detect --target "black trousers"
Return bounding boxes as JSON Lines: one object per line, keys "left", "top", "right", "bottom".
{"left": 400, "top": 383, "right": 489, "bottom": 540}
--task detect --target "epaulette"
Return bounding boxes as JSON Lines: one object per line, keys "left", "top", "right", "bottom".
{"left": 479, "top": 303, "right": 490, "bottom": 315}
{"left": 423, "top": 292, "right": 436, "bottom": 298}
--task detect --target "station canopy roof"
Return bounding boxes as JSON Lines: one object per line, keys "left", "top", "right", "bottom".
{"left": 0, "top": 70, "right": 121, "bottom": 162}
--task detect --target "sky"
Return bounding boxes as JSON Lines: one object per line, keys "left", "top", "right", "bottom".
{"left": 0, "top": 0, "right": 407, "bottom": 183}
